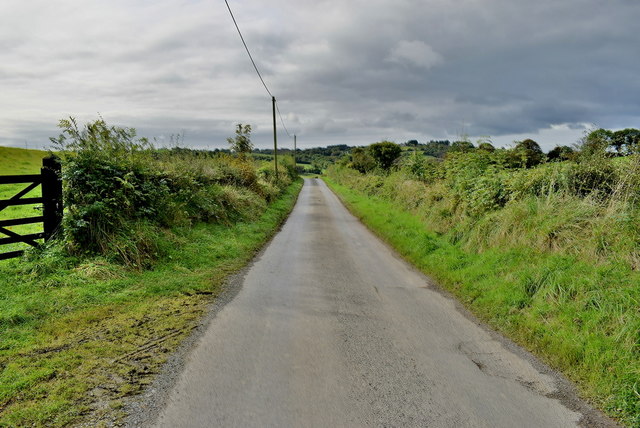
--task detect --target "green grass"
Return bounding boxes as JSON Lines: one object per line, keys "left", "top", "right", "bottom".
{"left": 0, "top": 147, "right": 51, "bottom": 255}
{"left": 0, "top": 147, "right": 49, "bottom": 175}
{"left": 324, "top": 175, "right": 639, "bottom": 427}
{"left": 0, "top": 178, "right": 303, "bottom": 427}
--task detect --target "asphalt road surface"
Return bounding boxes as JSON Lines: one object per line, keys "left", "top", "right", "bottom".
{"left": 148, "top": 178, "right": 614, "bottom": 427}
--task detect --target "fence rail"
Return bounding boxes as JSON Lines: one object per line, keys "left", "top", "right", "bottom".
{"left": 0, "top": 156, "right": 63, "bottom": 260}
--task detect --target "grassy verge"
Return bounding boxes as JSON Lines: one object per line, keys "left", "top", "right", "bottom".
{"left": 324, "top": 176, "right": 639, "bottom": 427}
{"left": 0, "top": 178, "right": 303, "bottom": 427}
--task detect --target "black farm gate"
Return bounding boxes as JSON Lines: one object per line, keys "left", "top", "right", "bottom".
{"left": 0, "top": 156, "right": 63, "bottom": 260}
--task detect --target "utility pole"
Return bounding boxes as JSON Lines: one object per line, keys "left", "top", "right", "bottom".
{"left": 272, "top": 96, "right": 278, "bottom": 181}
{"left": 293, "top": 134, "right": 297, "bottom": 166}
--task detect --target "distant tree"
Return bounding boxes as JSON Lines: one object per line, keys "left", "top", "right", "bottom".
{"left": 547, "top": 145, "right": 575, "bottom": 162}
{"left": 611, "top": 128, "right": 640, "bottom": 155}
{"left": 227, "top": 124, "right": 253, "bottom": 154}
{"left": 310, "top": 158, "right": 325, "bottom": 173}
{"left": 477, "top": 143, "right": 495, "bottom": 152}
{"left": 405, "top": 139, "right": 419, "bottom": 147}
{"left": 350, "top": 147, "right": 376, "bottom": 173}
{"left": 450, "top": 140, "right": 475, "bottom": 153}
{"left": 514, "top": 139, "right": 545, "bottom": 167}
{"left": 423, "top": 140, "right": 450, "bottom": 158}
{"left": 368, "top": 141, "right": 402, "bottom": 169}
{"left": 578, "top": 129, "right": 612, "bottom": 157}
{"left": 476, "top": 136, "right": 496, "bottom": 152}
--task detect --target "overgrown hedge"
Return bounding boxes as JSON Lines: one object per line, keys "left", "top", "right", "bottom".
{"left": 49, "top": 118, "right": 297, "bottom": 267}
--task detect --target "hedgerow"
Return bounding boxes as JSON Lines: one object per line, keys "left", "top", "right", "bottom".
{"left": 49, "top": 117, "right": 296, "bottom": 266}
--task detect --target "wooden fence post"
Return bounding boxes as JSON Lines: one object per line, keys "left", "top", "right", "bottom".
{"left": 41, "top": 156, "right": 63, "bottom": 241}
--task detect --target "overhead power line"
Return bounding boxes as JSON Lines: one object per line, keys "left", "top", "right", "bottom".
{"left": 275, "top": 101, "right": 292, "bottom": 138}
{"left": 224, "top": 0, "right": 273, "bottom": 98}
{"left": 223, "top": 0, "right": 294, "bottom": 141}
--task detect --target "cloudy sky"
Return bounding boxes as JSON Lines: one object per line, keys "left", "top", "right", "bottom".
{"left": 1, "top": 0, "right": 639, "bottom": 151}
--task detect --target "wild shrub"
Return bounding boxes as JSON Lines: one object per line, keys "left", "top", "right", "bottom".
{"left": 329, "top": 147, "right": 640, "bottom": 265}
{"left": 512, "top": 139, "right": 546, "bottom": 168}
{"left": 569, "top": 156, "right": 618, "bottom": 197}
{"left": 218, "top": 186, "right": 267, "bottom": 221}
{"left": 50, "top": 118, "right": 295, "bottom": 265}
{"left": 52, "top": 120, "right": 163, "bottom": 257}
{"left": 465, "top": 170, "right": 509, "bottom": 215}
{"left": 547, "top": 145, "right": 575, "bottom": 162}
{"left": 280, "top": 157, "right": 299, "bottom": 182}
{"left": 368, "top": 141, "right": 402, "bottom": 170}
{"left": 449, "top": 140, "right": 475, "bottom": 153}
{"left": 401, "top": 151, "right": 440, "bottom": 183}
{"left": 257, "top": 157, "right": 296, "bottom": 191}
{"left": 610, "top": 155, "right": 640, "bottom": 203}
{"left": 350, "top": 147, "right": 376, "bottom": 173}
{"left": 477, "top": 142, "right": 496, "bottom": 152}
{"left": 442, "top": 151, "right": 505, "bottom": 212}
{"left": 506, "top": 163, "right": 575, "bottom": 200}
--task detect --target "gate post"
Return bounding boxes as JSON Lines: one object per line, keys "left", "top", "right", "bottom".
{"left": 41, "top": 156, "right": 63, "bottom": 241}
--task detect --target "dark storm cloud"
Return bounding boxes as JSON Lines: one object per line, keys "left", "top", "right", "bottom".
{"left": 1, "top": 0, "right": 639, "bottom": 151}
{"left": 269, "top": 0, "right": 640, "bottom": 146}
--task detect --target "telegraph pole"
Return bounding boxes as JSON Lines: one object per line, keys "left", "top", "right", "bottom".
{"left": 272, "top": 96, "right": 278, "bottom": 181}
{"left": 294, "top": 134, "right": 297, "bottom": 165}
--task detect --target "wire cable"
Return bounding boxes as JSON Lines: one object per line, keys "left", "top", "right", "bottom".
{"left": 224, "top": 0, "right": 273, "bottom": 98}
{"left": 224, "top": 0, "right": 295, "bottom": 140}
{"left": 275, "top": 101, "right": 292, "bottom": 138}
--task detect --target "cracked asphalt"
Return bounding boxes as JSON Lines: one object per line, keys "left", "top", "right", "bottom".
{"left": 136, "top": 178, "right": 616, "bottom": 427}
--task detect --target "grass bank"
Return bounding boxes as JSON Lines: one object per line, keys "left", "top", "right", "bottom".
{"left": 324, "top": 173, "right": 639, "bottom": 427}
{"left": 0, "top": 178, "right": 302, "bottom": 427}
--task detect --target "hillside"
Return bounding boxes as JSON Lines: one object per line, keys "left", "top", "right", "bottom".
{"left": 0, "top": 146, "right": 49, "bottom": 175}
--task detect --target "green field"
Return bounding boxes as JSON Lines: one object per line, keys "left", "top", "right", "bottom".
{"left": 0, "top": 146, "right": 49, "bottom": 175}
{"left": 0, "top": 147, "right": 51, "bottom": 256}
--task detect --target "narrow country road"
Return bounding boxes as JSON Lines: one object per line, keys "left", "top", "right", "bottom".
{"left": 146, "top": 178, "right": 613, "bottom": 427}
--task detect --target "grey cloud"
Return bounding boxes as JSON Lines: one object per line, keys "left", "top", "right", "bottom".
{"left": 1, "top": 0, "right": 639, "bottom": 150}
{"left": 387, "top": 40, "right": 444, "bottom": 70}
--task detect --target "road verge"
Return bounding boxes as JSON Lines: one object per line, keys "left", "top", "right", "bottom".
{"left": 324, "top": 175, "right": 637, "bottom": 427}
{"left": 0, "top": 179, "right": 303, "bottom": 427}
